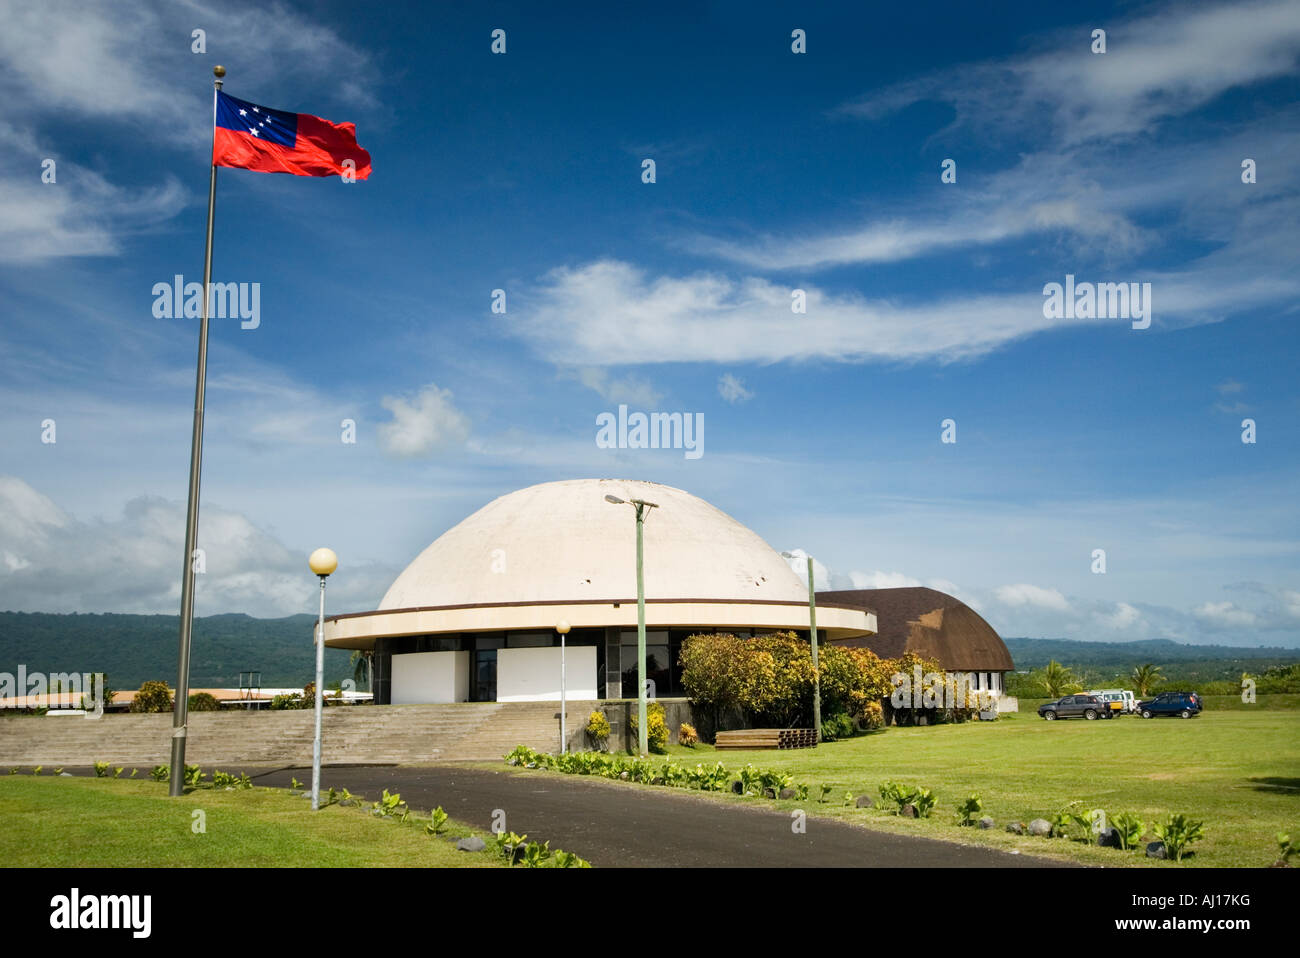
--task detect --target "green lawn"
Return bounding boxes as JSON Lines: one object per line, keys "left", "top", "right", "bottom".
{"left": 602, "top": 709, "right": 1300, "bottom": 867}
{"left": 0, "top": 776, "right": 506, "bottom": 868}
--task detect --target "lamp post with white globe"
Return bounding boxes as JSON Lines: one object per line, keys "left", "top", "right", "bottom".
{"left": 308, "top": 547, "right": 337, "bottom": 811}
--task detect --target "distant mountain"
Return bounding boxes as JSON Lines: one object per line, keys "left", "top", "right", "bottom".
{"left": 1004, "top": 637, "right": 1300, "bottom": 671}
{"left": 0, "top": 611, "right": 356, "bottom": 690}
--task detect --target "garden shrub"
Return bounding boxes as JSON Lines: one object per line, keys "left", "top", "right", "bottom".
{"left": 188, "top": 692, "right": 220, "bottom": 712}
{"left": 678, "top": 722, "right": 698, "bottom": 747}
{"left": 820, "top": 712, "right": 856, "bottom": 741}
{"left": 585, "top": 710, "right": 610, "bottom": 746}
{"left": 130, "top": 680, "right": 173, "bottom": 713}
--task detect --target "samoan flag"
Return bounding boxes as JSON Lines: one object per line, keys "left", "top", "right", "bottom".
{"left": 213, "top": 91, "right": 371, "bottom": 179}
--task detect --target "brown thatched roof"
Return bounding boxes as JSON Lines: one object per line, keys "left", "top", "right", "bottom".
{"left": 815, "top": 587, "right": 1014, "bottom": 672}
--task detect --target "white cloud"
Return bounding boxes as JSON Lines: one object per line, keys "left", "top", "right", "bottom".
{"left": 994, "top": 583, "right": 1071, "bottom": 612}
{"left": 515, "top": 259, "right": 1068, "bottom": 366}
{"left": 849, "top": 570, "right": 923, "bottom": 589}
{"left": 570, "top": 367, "right": 662, "bottom": 406}
{"left": 1095, "top": 601, "right": 1143, "bottom": 630}
{"left": 378, "top": 384, "right": 470, "bottom": 458}
{"left": 0, "top": 123, "right": 188, "bottom": 264}
{"left": 0, "top": 475, "right": 395, "bottom": 617}
{"left": 840, "top": 0, "right": 1300, "bottom": 145}
{"left": 717, "top": 373, "right": 754, "bottom": 404}
{"left": 1194, "top": 601, "right": 1258, "bottom": 629}
{"left": 781, "top": 549, "right": 831, "bottom": 591}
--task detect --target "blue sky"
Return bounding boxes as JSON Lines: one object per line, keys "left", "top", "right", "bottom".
{"left": 1, "top": 0, "right": 1298, "bottom": 646}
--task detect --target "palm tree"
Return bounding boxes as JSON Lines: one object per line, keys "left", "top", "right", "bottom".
{"left": 1131, "top": 663, "right": 1163, "bottom": 697}
{"left": 1042, "top": 660, "right": 1078, "bottom": 698}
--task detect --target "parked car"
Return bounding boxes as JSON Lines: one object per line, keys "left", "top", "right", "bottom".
{"left": 1087, "top": 689, "right": 1137, "bottom": 715}
{"left": 1038, "top": 694, "right": 1115, "bottom": 721}
{"left": 1137, "top": 691, "right": 1203, "bottom": 719}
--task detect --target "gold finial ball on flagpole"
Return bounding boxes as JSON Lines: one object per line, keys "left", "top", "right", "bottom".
{"left": 308, "top": 547, "right": 338, "bottom": 578}
{"left": 213, "top": 65, "right": 226, "bottom": 78}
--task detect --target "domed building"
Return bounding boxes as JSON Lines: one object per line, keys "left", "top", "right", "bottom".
{"left": 324, "top": 479, "right": 877, "bottom": 704}
{"left": 816, "top": 586, "right": 1017, "bottom": 708}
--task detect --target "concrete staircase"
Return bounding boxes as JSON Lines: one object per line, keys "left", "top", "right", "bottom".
{"left": 0, "top": 701, "right": 591, "bottom": 767}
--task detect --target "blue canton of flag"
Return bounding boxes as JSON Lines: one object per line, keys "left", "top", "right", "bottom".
{"left": 215, "top": 92, "right": 297, "bottom": 148}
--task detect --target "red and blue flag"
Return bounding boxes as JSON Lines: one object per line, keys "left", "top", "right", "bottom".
{"left": 213, "top": 91, "right": 371, "bottom": 179}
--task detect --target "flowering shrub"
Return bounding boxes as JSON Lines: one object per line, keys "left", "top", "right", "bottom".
{"left": 678, "top": 722, "right": 698, "bottom": 747}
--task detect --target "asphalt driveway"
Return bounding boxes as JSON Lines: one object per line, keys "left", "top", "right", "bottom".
{"left": 252, "top": 764, "right": 1065, "bottom": 868}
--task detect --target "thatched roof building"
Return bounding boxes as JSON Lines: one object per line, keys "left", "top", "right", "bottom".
{"left": 815, "top": 587, "right": 1014, "bottom": 674}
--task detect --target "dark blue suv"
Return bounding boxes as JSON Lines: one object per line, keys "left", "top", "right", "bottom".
{"left": 1137, "top": 691, "right": 1203, "bottom": 719}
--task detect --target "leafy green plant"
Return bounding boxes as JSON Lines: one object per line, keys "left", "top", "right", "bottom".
{"left": 818, "top": 784, "right": 833, "bottom": 803}
{"left": 1049, "top": 811, "right": 1074, "bottom": 838}
{"left": 53, "top": 768, "right": 63, "bottom": 776}
{"left": 93, "top": 761, "right": 110, "bottom": 778}
{"left": 1276, "top": 833, "right": 1296, "bottom": 867}
{"left": 187, "top": 692, "right": 220, "bottom": 712}
{"left": 794, "top": 783, "right": 810, "bottom": 801}
{"left": 1111, "top": 812, "right": 1145, "bottom": 851}
{"left": 550, "top": 849, "right": 591, "bottom": 868}
{"left": 183, "top": 765, "right": 205, "bottom": 789}
{"left": 150, "top": 765, "right": 169, "bottom": 783}
{"left": 842, "top": 791, "right": 854, "bottom": 807}
{"left": 956, "top": 793, "right": 983, "bottom": 826}
{"left": 32, "top": 766, "right": 42, "bottom": 776}
{"left": 759, "top": 769, "right": 794, "bottom": 794}
{"left": 130, "top": 680, "right": 173, "bottom": 713}
{"left": 520, "top": 840, "right": 551, "bottom": 867}
{"left": 129, "top": 768, "right": 138, "bottom": 778}
{"left": 426, "top": 806, "right": 449, "bottom": 835}
{"left": 737, "top": 764, "right": 762, "bottom": 796}
{"left": 1153, "top": 813, "right": 1206, "bottom": 862}
{"left": 112, "top": 767, "right": 124, "bottom": 779}
{"left": 494, "top": 830, "right": 528, "bottom": 863}
{"left": 372, "top": 789, "right": 406, "bottom": 820}
{"left": 289, "top": 777, "right": 303, "bottom": 791}
{"left": 585, "top": 710, "right": 611, "bottom": 745}
{"left": 820, "top": 712, "right": 856, "bottom": 742}
{"left": 912, "top": 788, "right": 936, "bottom": 818}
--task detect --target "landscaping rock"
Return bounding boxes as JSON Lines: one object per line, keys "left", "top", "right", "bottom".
{"left": 730, "top": 780, "right": 743, "bottom": 794}
{"left": 619, "top": 771, "right": 629, "bottom": 781}
{"left": 779, "top": 787, "right": 797, "bottom": 800}
{"left": 1027, "top": 818, "right": 1052, "bottom": 837}
{"left": 339, "top": 799, "right": 356, "bottom": 807}
{"left": 456, "top": 837, "right": 486, "bottom": 853}
{"left": 1098, "top": 827, "right": 1121, "bottom": 849}
{"left": 855, "top": 795, "right": 874, "bottom": 808}
{"left": 59, "top": 772, "right": 73, "bottom": 777}
{"left": 1005, "top": 822, "right": 1025, "bottom": 835}
{"left": 762, "top": 787, "right": 778, "bottom": 799}
{"left": 977, "top": 816, "right": 996, "bottom": 829}
{"left": 1146, "top": 841, "right": 1168, "bottom": 860}
{"left": 900, "top": 803, "right": 919, "bottom": 818}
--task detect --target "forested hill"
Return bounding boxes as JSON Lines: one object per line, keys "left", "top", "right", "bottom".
{"left": 1004, "top": 637, "right": 1300, "bottom": 672}
{"left": 0, "top": 611, "right": 354, "bottom": 689}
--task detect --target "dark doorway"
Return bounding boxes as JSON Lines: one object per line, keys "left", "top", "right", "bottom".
{"left": 473, "top": 649, "right": 498, "bottom": 702}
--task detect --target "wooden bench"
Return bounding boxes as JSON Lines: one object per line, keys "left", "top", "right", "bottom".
{"left": 714, "top": 728, "right": 817, "bottom": 750}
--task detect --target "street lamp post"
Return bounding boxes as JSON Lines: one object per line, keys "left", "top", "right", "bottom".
{"left": 308, "top": 547, "right": 338, "bottom": 811}
{"left": 605, "top": 493, "right": 658, "bottom": 756}
{"left": 783, "top": 551, "right": 821, "bottom": 742}
{"left": 557, "top": 620, "right": 571, "bottom": 753}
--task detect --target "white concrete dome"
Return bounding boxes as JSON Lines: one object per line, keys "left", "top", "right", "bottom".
{"left": 324, "top": 478, "right": 875, "bottom": 649}
{"left": 379, "top": 478, "right": 806, "bottom": 609}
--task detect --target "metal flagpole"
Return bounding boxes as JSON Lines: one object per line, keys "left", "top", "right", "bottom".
{"left": 169, "top": 65, "right": 225, "bottom": 796}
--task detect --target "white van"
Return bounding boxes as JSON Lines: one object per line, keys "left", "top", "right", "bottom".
{"left": 1087, "top": 689, "right": 1136, "bottom": 715}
